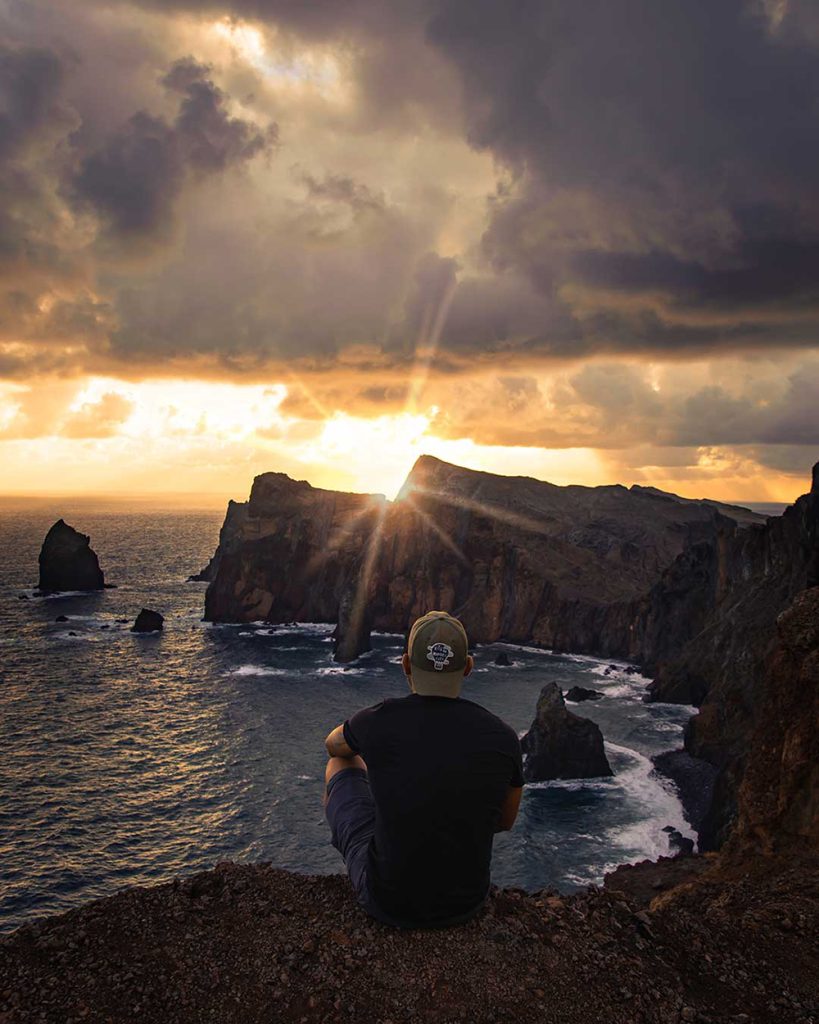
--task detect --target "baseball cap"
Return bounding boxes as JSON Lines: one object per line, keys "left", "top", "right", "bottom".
{"left": 406, "top": 610, "right": 469, "bottom": 697}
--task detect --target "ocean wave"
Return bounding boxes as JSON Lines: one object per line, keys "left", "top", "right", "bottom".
{"left": 603, "top": 741, "right": 696, "bottom": 860}
{"left": 316, "top": 666, "right": 383, "bottom": 676}
{"left": 488, "top": 641, "right": 553, "bottom": 656}
{"left": 53, "top": 631, "right": 105, "bottom": 643}
{"left": 228, "top": 665, "right": 288, "bottom": 677}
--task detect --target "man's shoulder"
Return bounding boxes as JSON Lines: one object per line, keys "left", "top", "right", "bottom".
{"left": 456, "top": 698, "right": 520, "bottom": 741}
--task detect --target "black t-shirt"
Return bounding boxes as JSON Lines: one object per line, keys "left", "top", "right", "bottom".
{"left": 342, "top": 692, "right": 524, "bottom": 927}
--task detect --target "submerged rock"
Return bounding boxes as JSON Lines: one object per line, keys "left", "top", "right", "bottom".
{"left": 37, "top": 519, "right": 105, "bottom": 593}
{"left": 132, "top": 609, "right": 164, "bottom": 633}
{"left": 494, "top": 651, "right": 513, "bottom": 666}
{"left": 521, "top": 682, "right": 613, "bottom": 781}
{"left": 564, "top": 685, "right": 603, "bottom": 702}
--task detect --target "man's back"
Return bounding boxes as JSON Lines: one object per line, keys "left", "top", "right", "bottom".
{"left": 343, "top": 692, "right": 524, "bottom": 926}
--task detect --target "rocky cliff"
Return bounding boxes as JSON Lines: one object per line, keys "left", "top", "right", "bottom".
{"left": 202, "top": 456, "right": 765, "bottom": 663}
{"left": 643, "top": 464, "right": 819, "bottom": 849}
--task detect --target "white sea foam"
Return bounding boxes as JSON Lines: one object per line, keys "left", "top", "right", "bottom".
{"left": 603, "top": 740, "right": 696, "bottom": 860}
{"left": 317, "top": 666, "right": 376, "bottom": 676}
{"left": 524, "top": 776, "right": 616, "bottom": 792}
{"left": 228, "top": 665, "right": 288, "bottom": 677}
{"left": 490, "top": 641, "right": 553, "bottom": 656}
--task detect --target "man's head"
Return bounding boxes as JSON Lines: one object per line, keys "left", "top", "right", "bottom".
{"left": 401, "top": 610, "right": 473, "bottom": 698}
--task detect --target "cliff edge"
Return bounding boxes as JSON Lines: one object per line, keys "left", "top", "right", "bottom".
{"left": 201, "top": 456, "right": 765, "bottom": 665}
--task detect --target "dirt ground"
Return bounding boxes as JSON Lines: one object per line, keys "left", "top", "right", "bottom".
{"left": 1, "top": 853, "right": 817, "bottom": 1024}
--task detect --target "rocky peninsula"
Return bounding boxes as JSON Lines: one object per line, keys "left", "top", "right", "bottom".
{"left": 199, "top": 457, "right": 819, "bottom": 851}
{"left": 200, "top": 455, "right": 765, "bottom": 663}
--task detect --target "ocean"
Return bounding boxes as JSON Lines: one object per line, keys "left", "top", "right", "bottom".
{"left": 0, "top": 497, "right": 696, "bottom": 934}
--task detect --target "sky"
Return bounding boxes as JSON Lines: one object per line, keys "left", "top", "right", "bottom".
{"left": 1, "top": 0, "right": 818, "bottom": 504}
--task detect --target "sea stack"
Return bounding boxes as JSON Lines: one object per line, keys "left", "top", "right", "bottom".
{"left": 521, "top": 682, "right": 613, "bottom": 781}
{"left": 38, "top": 520, "right": 105, "bottom": 593}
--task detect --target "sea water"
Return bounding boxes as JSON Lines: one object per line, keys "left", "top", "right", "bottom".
{"left": 0, "top": 497, "right": 695, "bottom": 933}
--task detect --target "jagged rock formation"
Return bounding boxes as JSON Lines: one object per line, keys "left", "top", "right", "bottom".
{"left": 521, "top": 682, "right": 612, "bottom": 781}
{"left": 564, "top": 685, "right": 603, "bottom": 702}
{"left": 202, "top": 455, "right": 764, "bottom": 662}
{"left": 131, "top": 609, "right": 164, "bottom": 633}
{"left": 643, "top": 464, "right": 819, "bottom": 849}
{"left": 37, "top": 520, "right": 104, "bottom": 593}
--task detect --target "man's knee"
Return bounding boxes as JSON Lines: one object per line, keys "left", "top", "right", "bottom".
{"left": 325, "top": 754, "right": 367, "bottom": 785}
{"left": 323, "top": 754, "right": 367, "bottom": 808}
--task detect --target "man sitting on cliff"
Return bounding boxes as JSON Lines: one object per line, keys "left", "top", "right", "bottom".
{"left": 322, "top": 610, "right": 524, "bottom": 929}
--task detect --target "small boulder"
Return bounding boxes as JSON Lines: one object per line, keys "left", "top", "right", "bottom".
{"left": 564, "top": 685, "right": 604, "bottom": 702}
{"left": 494, "top": 651, "right": 513, "bottom": 666}
{"left": 55, "top": 615, "right": 69, "bottom": 623}
{"left": 666, "top": 828, "right": 695, "bottom": 856}
{"left": 521, "top": 682, "right": 613, "bottom": 782}
{"left": 38, "top": 520, "right": 104, "bottom": 593}
{"left": 131, "top": 609, "right": 164, "bottom": 633}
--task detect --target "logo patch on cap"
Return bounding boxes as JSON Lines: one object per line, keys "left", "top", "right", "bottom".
{"left": 427, "top": 642, "right": 454, "bottom": 671}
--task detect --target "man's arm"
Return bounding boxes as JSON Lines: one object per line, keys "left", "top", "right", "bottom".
{"left": 495, "top": 785, "right": 523, "bottom": 832}
{"left": 324, "top": 723, "right": 357, "bottom": 758}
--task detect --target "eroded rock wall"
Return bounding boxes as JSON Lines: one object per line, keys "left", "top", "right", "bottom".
{"left": 643, "top": 465, "right": 819, "bottom": 848}
{"left": 203, "top": 456, "right": 764, "bottom": 665}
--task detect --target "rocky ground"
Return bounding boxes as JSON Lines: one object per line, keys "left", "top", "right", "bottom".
{"left": 1, "top": 854, "right": 816, "bottom": 1024}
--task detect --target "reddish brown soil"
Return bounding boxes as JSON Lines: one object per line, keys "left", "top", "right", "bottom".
{"left": 1, "top": 855, "right": 816, "bottom": 1024}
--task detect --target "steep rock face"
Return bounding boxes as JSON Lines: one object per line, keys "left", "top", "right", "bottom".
{"left": 203, "top": 456, "right": 764, "bottom": 662}
{"left": 204, "top": 474, "right": 386, "bottom": 630}
{"left": 726, "top": 586, "right": 819, "bottom": 858}
{"left": 38, "top": 519, "right": 105, "bottom": 593}
{"left": 520, "top": 682, "right": 612, "bottom": 781}
{"left": 643, "top": 464, "right": 819, "bottom": 849}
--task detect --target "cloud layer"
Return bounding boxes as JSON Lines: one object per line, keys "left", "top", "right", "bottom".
{"left": 0, "top": 0, "right": 817, "bottom": 493}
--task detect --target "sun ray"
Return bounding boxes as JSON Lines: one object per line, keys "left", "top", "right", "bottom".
{"left": 403, "top": 272, "right": 458, "bottom": 417}
{"left": 408, "top": 483, "right": 555, "bottom": 537}
{"left": 404, "top": 494, "right": 469, "bottom": 564}
{"left": 282, "top": 369, "right": 332, "bottom": 421}
{"left": 339, "top": 501, "right": 388, "bottom": 658}
{"left": 302, "top": 498, "right": 384, "bottom": 576}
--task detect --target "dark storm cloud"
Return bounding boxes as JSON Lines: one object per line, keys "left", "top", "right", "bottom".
{"left": 2, "top": 0, "right": 819, "bottom": 454}
{"left": 423, "top": 0, "right": 819, "bottom": 346}
{"left": 72, "top": 58, "right": 276, "bottom": 237}
{"left": 0, "top": 43, "right": 65, "bottom": 158}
